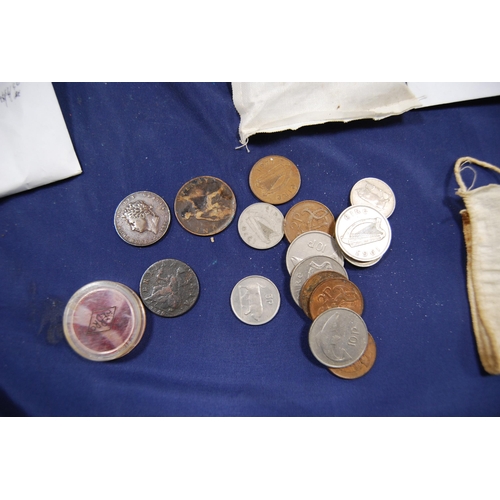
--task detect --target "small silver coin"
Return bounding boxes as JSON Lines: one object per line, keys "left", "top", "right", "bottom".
{"left": 114, "top": 191, "right": 171, "bottom": 246}
{"left": 286, "top": 230, "right": 344, "bottom": 275}
{"left": 140, "top": 259, "right": 199, "bottom": 317}
{"left": 309, "top": 307, "right": 369, "bottom": 368}
{"left": 230, "top": 275, "right": 280, "bottom": 325}
{"left": 343, "top": 252, "right": 383, "bottom": 268}
{"left": 290, "top": 255, "right": 348, "bottom": 306}
{"left": 238, "top": 202, "right": 284, "bottom": 249}
{"left": 350, "top": 177, "right": 396, "bottom": 218}
{"left": 335, "top": 205, "right": 392, "bottom": 262}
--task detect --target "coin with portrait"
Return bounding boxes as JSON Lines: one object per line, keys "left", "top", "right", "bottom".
{"left": 114, "top": 191, "right": 171, "bottom": 246}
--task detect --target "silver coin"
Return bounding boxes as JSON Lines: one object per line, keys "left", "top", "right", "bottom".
{"left": 238, "top": 202, "right": 284, "bottom": 249}
{"left": 114, "top": 191, "right": 171, "bottom": 246}
{"left": 343, "top": 252, "right": 383, "bottom": 268}
{"left": 140, "top": 259, "right": 199, "bottom": 317}
{"left": 350, "top": 177, "right": 396, "bottom": 217}
{"left": 309, "top": 307, "right": 369, "bottom": 368}
{"left": 230, "top": 275, "right": 280, "bottom": 325}
{"left": 335, "top": 205, "right": 391, "bottom": 262}
{"left": 285, "top": 230, "right": 344, "bottom": 275}
{"left": 290, "top": 255, "right": 348, "bottom": 306}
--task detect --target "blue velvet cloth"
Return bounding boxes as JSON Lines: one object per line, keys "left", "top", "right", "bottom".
{"left": 2, "top": 82, "right": 500, "bottom": 416}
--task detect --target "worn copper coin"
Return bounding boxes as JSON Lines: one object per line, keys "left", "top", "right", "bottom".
{"left": 174, "top": 176, "right": 236, "bottom": 236}
{"left": 249, "top": 155, "right": 301, "bottom": 204}
{"left": 309, "top": 276, "right": 364, "bottom": 320}
{"left": 284, "top": 200, "right": 335, "bottom": 243}
{"left": 140, "top": 259, "right": 199, "bottom": 317}
{"left": 329, "top": 332, "right": 377, "bottom": 379}
{"left": 114, "top": 191, "right": 171, "bottom": 246}
{"left": 299, "top": 270, "right": 347, "bottom": 319}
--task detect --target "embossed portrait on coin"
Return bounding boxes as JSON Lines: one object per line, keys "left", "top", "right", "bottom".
{"left": 122, "top": 200, "right": 160, "bottom": 234}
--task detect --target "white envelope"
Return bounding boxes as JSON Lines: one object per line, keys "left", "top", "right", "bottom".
{"left": 0, "top": 82, "right": 82, "bottom": 198}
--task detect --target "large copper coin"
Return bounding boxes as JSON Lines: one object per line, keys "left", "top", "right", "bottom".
{"left": 299, "top": 270, "right": 347, "bottom": 319}
{"left": 249, "top": 155, "right": 301, "bottom": 204}
{"left": 309, "top": 276, "right": 364, "bottom": 320}
{"left": 284, "top": 200, "right": 335, "bottom": 243}
{"left": 329, "top": 333, "right": 377, "bottom": 379}
{"left": 174, "top": 176, "right": 236, "bottom": 236}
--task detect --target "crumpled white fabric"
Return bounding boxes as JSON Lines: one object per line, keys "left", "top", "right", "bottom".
{"left": 231, "top": 82, "right": 422, "bottom": 146}
{"left": 455, "top": 157, "right": 500, "bottom": 374}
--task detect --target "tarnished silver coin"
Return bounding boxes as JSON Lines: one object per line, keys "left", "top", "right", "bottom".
{"left": 350, "top": 177, "right": 396, "bottom": 218}
{"left": 238, "top": 202, "right": 284, "bottom": 249}
{"left": 230, "top": 275, "right": 280, "bottom": 325}
{"left": 114, "top": 191, "right": 171, "bottom": 246}
{"left": 309, "top": 307, "right": 369, "bottom": 368}
{"left": 140, "top": 259, "right": 199, "bottom": 317}
{"left": 290, "top": 255, "right": 348, "bottom": 306}
{"left": 335, "top": 205, "right": 391, "bottom": 262}
{"left": 285, "top": 230, "right": 344, "bottom": 274}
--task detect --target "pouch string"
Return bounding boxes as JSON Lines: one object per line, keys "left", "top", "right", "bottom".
{"left": 455, "top": 156, "right": 500, "bottom": 194}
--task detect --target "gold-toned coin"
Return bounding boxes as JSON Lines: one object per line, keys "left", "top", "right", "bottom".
{"left": 329, "top": 333, "right": 377, "bottom": 379}
{"left": 249, "top": 155, "right": 301, "bottom": 204}
{"left": 309, "top": 276, "right": 364, "bottom": 320}
{"left": 174, "top": 176, "right": 237, "bottom": 236}
{"left": 299, "top": 270, "right": 347, "bottom": 319}
{"left": 284, "top": 200, "right": 335, "bottom": 243}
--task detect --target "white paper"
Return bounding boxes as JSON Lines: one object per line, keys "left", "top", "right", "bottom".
{"left": 0, "top": 82, "right": 82, "bottom": 198}
{"left": 232, "top": 82, "right": 422, "bottom": 146}
{"left": 407, "top": 82, "right": 500, "bottom": 108}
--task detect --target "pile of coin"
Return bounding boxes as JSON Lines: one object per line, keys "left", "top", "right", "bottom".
{"left": 282, "top": 176, "right": 396, "bottom": 378}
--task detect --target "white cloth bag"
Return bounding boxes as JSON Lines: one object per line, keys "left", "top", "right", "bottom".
{"left": 232, "top": 82, "right": 422, "bottom": 146}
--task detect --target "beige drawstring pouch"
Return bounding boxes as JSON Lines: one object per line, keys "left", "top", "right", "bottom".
{"left": 455, "top": 156, "right": 500, "bottom": 374}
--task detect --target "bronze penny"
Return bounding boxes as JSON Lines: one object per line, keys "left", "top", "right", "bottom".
{"left": 309, "top": 276, "right": 364, "bottom": 320}
{"left": 284, "top": 200, "right": 335, "bottom": 243}
{"left": 249, "top": 155, "right": 301, "bottom": 204}
{"left": 174, "top": 176, "right": 237, "bottom": 236}
{"left": 329, "top": 333, "right": 376, "bottom": 379}
{"left": 299, "top": 270, "right": 347, "bottom": 319}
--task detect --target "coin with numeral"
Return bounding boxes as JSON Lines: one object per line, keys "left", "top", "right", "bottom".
{"left": 230, "top": 275, "right": 280, "bottom": 325}
{"left": 140, "top": 259, "right": 199, "bottom": 317}
{"left": 114, "top": 191, "right": 171, "bottom": 246}
{"left": 284, "top": 200, "right": 335, "bottom": 243}
{"left": 329, "top": 332, "right": 377, "bottom": 379}
{"left": 309, "top": 307, "right": 368, "bottom": 368}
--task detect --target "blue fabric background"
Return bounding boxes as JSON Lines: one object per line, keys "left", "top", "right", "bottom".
{"left": 1, "top": 82, "right": 500, "bottom": 416}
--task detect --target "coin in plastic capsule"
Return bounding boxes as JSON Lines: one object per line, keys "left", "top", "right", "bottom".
{"left": 62, "top": 281, "right": 146, "bottom": 361}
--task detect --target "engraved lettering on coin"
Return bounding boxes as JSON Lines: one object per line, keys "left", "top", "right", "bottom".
{"left": 114, "top": 191, "right": 171, "bottom": 246}
{"left": 174, "top": 176, "right": 236, "bottom": 236}
{"left": 284, "top": 200, "right": 335, "bottom": 243}
{"left": 299, "top": 270, "right": 348, "bottom": 319}
{"left": 350, "top": 177, "right": 395, "bottom": 217}
{"left": 249, "top": 156, "right": 301, "bottom": 204}
{"left": 238, "top": 202, "right": 284, "bottom": 249}
{"left": 88, "top": 307, "right": 116, "bottom": 334}
{"left": 308, "top": 277, "right": 364, "bottom": 320}
{"left": 286, "top": 230, "right": 344, "bottom": 274}
{"left": 230, "top": 276, "right": 280, "bottom": 325}
{"left": 290, "top": 255, "right": 347, "bottom": 307}
{"left": 140, "top": 259, "right": 199, "bottom": 317}
{"left": 329, "top": 333, "right": 377, "bottom": 379}
{"left": 309, "top": 307, "right": 368, "bottom": 368}
{"left": 335, "top": 205, "right": 391, "bottom": 262}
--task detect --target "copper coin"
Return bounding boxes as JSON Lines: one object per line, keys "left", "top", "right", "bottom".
{"left": 174, "top": 176, "right": 237, "bottom": 236}
{"left": 299, "top": 270, "right": 347, "bottom": 319}
{"left": 249, "top": 155, "right": 301, "bottom": 204}
{"left": 309, "top": 276, "right": 364, "bottom": 320}
{"left": 284, "top": 200, "right": 335, "bottom": 243}
{"left": 329, "top": 333, "right": 377, "bottom": 379}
